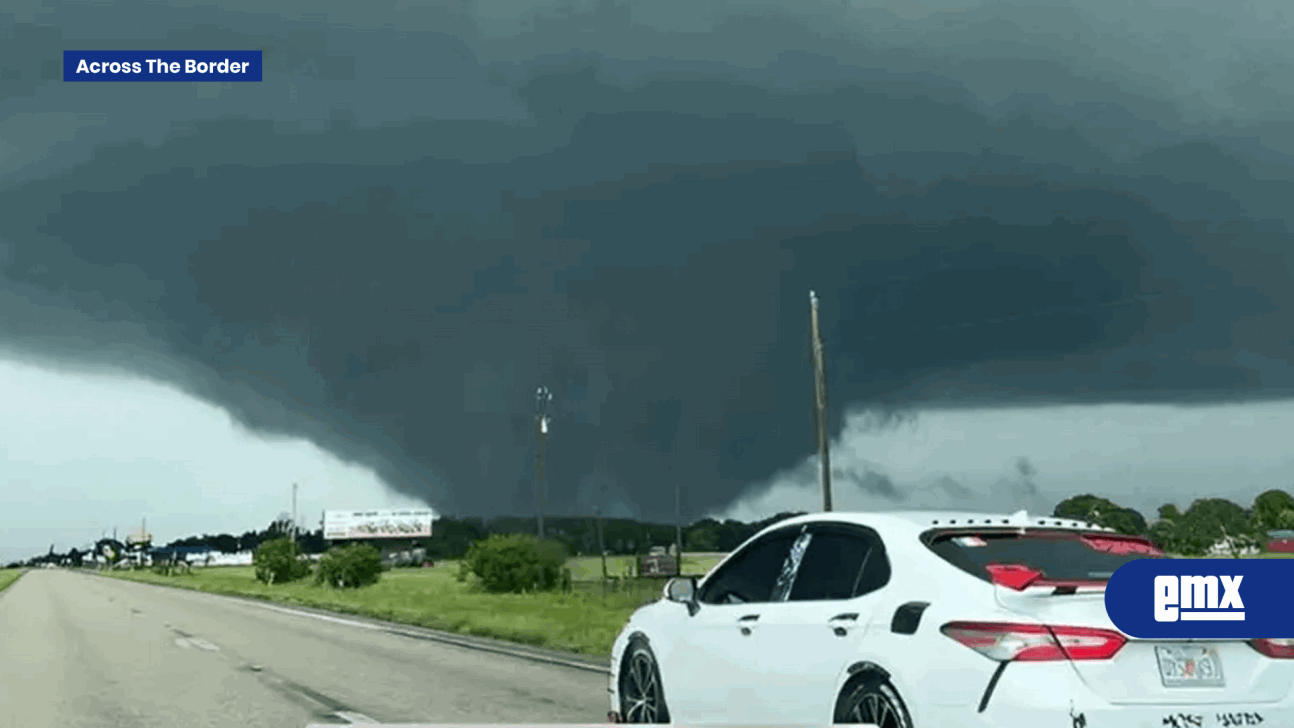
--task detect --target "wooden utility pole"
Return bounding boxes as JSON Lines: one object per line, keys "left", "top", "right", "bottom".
{"left": 674, "top": 478, "right": 684, "bottom": 576}
{"left": 291, "top": 483, "right": 298, "bottom": 545}
{"left": 810, "top": 290, "right": 834, "bottom": 512}
{"left": 595, "top": 506, "right": 607, "bottom": 580}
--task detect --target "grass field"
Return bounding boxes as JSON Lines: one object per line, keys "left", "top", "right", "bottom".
{"left": 100, "top": 554, "right": 728, "bottom": 658}
{"left": 88, "top": 547, "right": 1292, "bottom": 657}
{"left": 565, "top": 552, "right": 726, "bottom": 580}
{"left": 0, "top": 569, "right": 25, "bottom": 594}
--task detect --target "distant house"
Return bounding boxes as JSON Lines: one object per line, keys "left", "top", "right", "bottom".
{"left": 202, "top": 551, "right": 254, "bottom": 567}
{"left": 1267, "top": 530, "right": 1294, "bottom": 554}
{"left": 1208, "top": 536, "right": 1261, "bottom": 557}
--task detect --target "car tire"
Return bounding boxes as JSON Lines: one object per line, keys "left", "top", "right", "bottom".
{"left": 619, "top": 639, "right": 670, "bottom": 724}
{"left": 834, "top": 674, "right": 914, "bottom": 728}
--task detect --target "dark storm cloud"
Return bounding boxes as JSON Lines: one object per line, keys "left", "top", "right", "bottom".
{"left": 990, "top": 456, "right": 1046, "bottom": 511}
{"left": 933, "top": 475, "right": 974, "bottom": 500}
{"left": 3, "top": 0, "right": 1294, "bottom": 522}
{"left": 834, "top": 467, "right": 904, "bottom": 502}
{"left": 1015, "top": 457, "right": 1039, "bottom": 497}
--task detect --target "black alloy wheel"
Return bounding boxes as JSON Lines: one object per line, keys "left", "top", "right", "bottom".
{"left": 835, "top": 675, "right": 914, "bottom": 728}
{"left": 619, "top": 641, "right": 670, "bottom": 724}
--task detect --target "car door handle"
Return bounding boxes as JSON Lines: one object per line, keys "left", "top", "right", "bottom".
{"left": 829, "top": 613, "right": 859, "bottom": 636}
{"left": 739, "top": 614, "right": 759, "bottom": 635}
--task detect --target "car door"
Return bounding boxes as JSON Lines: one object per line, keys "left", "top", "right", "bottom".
{"left": 751, "top": 522, "right": 894, "bottom": 724}
{"left": 659, "top": 525, "right": 802, "bottom": 724}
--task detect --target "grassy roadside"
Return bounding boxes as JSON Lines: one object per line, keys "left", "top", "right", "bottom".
{"left": 0, "top": 569, "right": 25, "bottom": 594}
{"left": 98, "top": 554, "right": 726, "bottom": 658}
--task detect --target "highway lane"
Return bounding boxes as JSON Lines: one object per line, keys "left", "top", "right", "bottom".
{"left": 0, "top": 569, "right": 610, "bottom": 727}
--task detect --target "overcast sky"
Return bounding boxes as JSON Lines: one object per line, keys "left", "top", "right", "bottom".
{"left": 3, "top": 0, "right": 1294, "bottom": 559}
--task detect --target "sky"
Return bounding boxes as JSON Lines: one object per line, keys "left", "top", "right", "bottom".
{"left": 721, "top": 401, "right": 1294, "bottom": 523}
{"left": 0, "top": 354, "right": 426, "bottom": 562}
{"left": 3, "top": 0, "right": 1294, "bottom": 558}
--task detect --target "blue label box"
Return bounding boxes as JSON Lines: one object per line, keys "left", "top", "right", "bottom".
{"left": 63, "top": 51, "right": 263, "bottom": 82}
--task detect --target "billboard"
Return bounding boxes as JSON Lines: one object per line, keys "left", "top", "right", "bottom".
{"left": 324, "top": 509, "right": 434, "bottom": 540}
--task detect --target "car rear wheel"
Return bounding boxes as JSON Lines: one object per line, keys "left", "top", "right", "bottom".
{"left": 835, "top": 675, "right": 913, "bottom": 728}
{"left": 619, "top": 641, "right": 670, "bottom": 724}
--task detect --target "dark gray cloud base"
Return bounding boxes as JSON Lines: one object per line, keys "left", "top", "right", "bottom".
{"left": 2, "top": 0, "right": 1293, "bottom": 521}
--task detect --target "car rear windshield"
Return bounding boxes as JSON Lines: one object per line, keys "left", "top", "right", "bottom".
{"left": 925, "top": 529, "right": 1165, "bottom": 583}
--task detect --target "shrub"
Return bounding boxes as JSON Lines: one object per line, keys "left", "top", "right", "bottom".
{"left": 253, "top": 538, "right": 311, "bottom": 585}
{"left": 315, "top": 543, "right": 383, "bottom": 589}
{"left": 462, "top": 534, "right": 572, "bottom": 594}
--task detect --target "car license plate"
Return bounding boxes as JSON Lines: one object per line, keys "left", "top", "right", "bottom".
{"left": 1155, "top": 645, "right": 1225, "bottom": 688}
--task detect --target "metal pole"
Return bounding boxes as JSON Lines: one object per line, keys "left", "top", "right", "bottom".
{"left": 534, "top": 386, "right": 552, "bottom": 540}
{"left": 536, "top": 426, "right": 547, "bottom": 539}
{"left": 292, "top": 483, "right": 298, "bottom": 545}
{"left": 810, "top": 290, "right": 834, "bottom": 512}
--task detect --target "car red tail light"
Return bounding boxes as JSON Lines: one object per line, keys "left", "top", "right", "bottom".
{"left": 1249, "top": 638, "right": 1294, "bottom": 659}
{"left": 941, "top": 621, "right": 1127, "bottom": 662}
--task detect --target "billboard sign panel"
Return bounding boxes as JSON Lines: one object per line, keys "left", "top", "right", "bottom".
{"left": 324, "top": 509, "right": 434, "bottom": 540}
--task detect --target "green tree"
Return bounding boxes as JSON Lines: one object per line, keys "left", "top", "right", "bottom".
{"left": 1052, "top": 494, "right": 1147, "bottom": 535}
{"left": 1147, "top": 518, "right": 1207, "bottom": 556}
{"left": 315, "top": 543, "right": 384, "bottom": 589}
{"left": 252, "top": 538, "right": 310, "bottom": 585}
{"left": 684, "top": 522, "right": 720, "bottom": 552}
{"left": 1152, "top": 498, "right": 1258, "bottom": 557}
{"left": 461, "top": 534, "right": 571, "bottom": 594}
{"left": 1251, "top": 489, "right": 1294, "bottom": 534}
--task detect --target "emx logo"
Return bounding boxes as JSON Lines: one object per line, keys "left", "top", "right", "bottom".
{"left": 1154, "top": 575, "right": 1245, "bottom": 622}
{"left": 1108, "top": 560, "right": 1293, "bottom": 639}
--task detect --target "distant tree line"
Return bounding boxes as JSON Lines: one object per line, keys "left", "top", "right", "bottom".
{"left": 1053, "top": 489, "right": 1294, "bottom": 556}
{"left": 9, "top": 490, "right": 1292, "bottom": 569}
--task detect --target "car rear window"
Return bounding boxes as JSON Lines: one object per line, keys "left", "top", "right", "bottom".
{"left": 925, "top": 529, "right": 1165, "bottom": 584}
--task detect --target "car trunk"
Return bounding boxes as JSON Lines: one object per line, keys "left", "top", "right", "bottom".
{"left": 994, "top": 588, "right": 1285, "bottom": 706}
{"left": 926, "top": 527, "right": 1286, "bottom": 707}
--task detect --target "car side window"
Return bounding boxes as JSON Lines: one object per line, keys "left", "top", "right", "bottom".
{"left": 788, "top": 525, "right": 891, "bottom": 601}
{"left": 697, "top": 529, "right": 799, "bottom": 605}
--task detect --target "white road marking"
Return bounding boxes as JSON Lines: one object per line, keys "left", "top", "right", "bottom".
{"left": 174, "top": 636, "right": 218, "bottom": 651}
{"left": 256, "top": 603, "right": 382, "bottom": 631}
{"left": 332, "top": 711, "right": 378, "bottom": 723}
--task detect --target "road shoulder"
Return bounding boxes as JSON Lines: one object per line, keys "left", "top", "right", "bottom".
{"left": 87, "top": 569, "right": 612, "bottom": 674}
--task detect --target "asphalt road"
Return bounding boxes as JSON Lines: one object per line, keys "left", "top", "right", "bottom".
{"left": 0, "top": 569, "right": 610, "bottom": 727}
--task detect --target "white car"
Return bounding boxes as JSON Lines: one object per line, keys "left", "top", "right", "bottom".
{"left": 607, "top": 510, "right": 1294, "bottom": 726}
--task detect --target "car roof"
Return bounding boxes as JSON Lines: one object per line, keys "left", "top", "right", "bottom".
{"left": 751, "top": 509, "right": 1116, "bottom": 541}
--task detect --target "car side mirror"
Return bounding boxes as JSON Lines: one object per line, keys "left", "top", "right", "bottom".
{"left": 665, "top": 576, "right": 700, "bottom": 616}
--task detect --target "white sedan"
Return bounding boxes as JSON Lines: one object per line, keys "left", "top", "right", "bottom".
{"left": 607, "top": 510, "right": 1294, "bottom": 726}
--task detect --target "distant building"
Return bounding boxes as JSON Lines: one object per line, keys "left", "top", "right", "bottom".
{"left": 1208, "top": 536, "right": 1261, "bottom": 557}
{"left": 1267, "top": 530, "right": 1294, "bottom": 554}
{"left": 639, "top": 553, "right": 678, "bottom": 577}
{"left": 202, "top": 551, "right": 254, "bottom": 567}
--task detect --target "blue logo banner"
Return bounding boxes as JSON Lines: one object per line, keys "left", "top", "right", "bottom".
{"left": 63, "top": 51, "right": 263, "bottom": 82}
{"left": 1106, "top": 559, "right": 1294, "bottom": 639}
